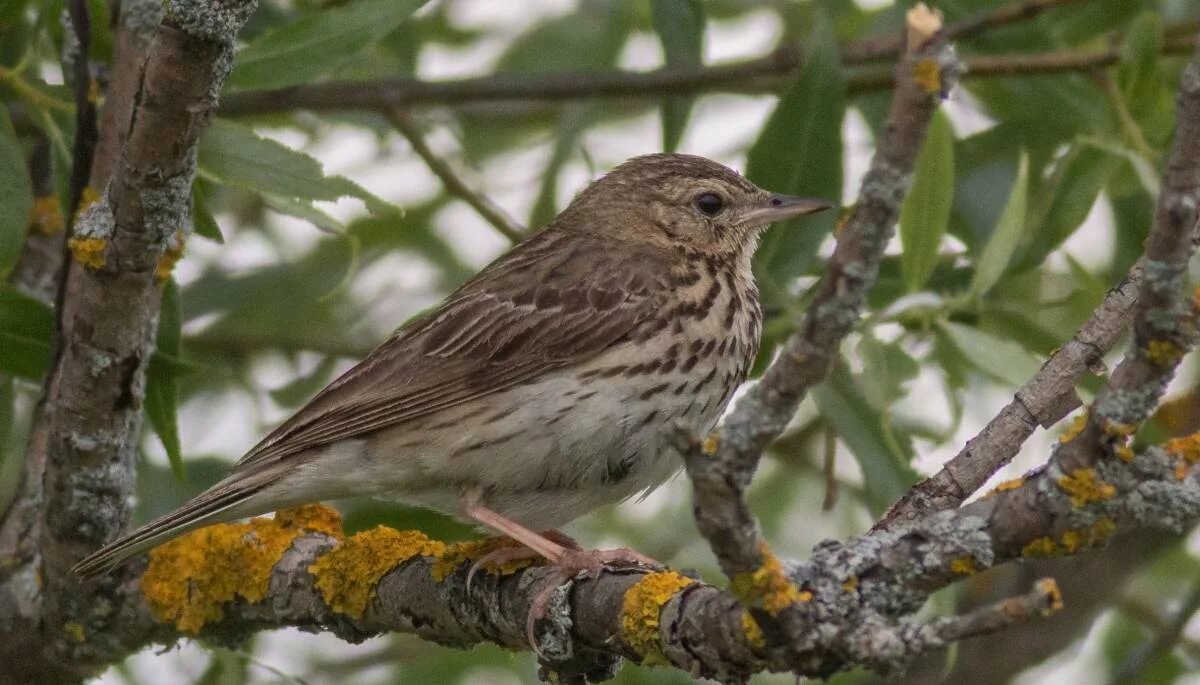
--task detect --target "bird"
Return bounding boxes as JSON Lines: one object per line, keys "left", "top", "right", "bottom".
{"left": 72, "top": 153, "right": 831, "bottom": 582}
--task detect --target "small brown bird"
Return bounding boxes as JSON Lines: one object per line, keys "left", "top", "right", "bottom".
{"left": 73, "top": 153, "right": 830, "bottom": 580}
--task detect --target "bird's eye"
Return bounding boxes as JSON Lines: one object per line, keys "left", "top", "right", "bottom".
{"left": 695, "top": 192, "right": 723, "bottom": 216}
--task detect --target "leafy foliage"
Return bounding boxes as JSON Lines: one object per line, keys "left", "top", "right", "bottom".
{"left": 1, "top": 1, "right": 1198, "bottom": 683}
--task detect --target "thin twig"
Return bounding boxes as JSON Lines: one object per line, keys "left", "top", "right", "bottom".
{"left": 1053, "top": 45, "right": 1200, "bottom": 474}
{"left": 65, "top": 0, "right": 97, "bottom": 225}
{"left": 880, "top": 37, "right": 1200, "bottom": 530}
{"left": 927, "top": 578, "right": 1063, "bottom": 644}
{"left": 216, "top": 38, "right": 1198, "bottom": 118}
{"left": 843, "top": 0, "right": 1088, "bottom": 64}
{"left": 1110, "top": 578, "right": 1200, "bottom": 684}
{"left": 821, "top": 424, "right": 839, "bottom": 511}
{"left": 386, "top": 109, "right": 525, "bottom": 243}
{"left": 676, "top": 10, "right": 964, "bottom": 666}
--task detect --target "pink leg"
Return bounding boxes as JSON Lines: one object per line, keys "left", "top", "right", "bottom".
{"left": 458, "top": 488, "right": 663, "bottom": 649}
{"left": 460, "top": 490, "right": 567, "bottom": 562}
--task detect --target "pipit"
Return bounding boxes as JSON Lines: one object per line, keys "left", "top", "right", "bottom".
{"left": 74, "top": 154, "right": 831, "bottom": 592}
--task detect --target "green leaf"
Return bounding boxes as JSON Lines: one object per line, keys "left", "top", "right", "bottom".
{"left": 146, "top": 279, "right": 184, "bottom": 480}
{"left": 936, "top": 320, "right": 1041, "bottom": 388}
{"left": 857, "top": 333, "right": 919, "bottom": 411}
{"left": 814, "top": 365, "right": 918, "bottom": 514}
{"left": 262, "top": 194, "right": 345, "bottom": 235}
{"left": 528, "top": 106, "right": 598, "bottom": 228}
{"left": 746, "top": 13, "right": 844, "bottom": 293}
{"left": 651, "top": 0, "right": 704, "bottom": 152}
{"left": 1118, "top": 12, "right": 1164, "bottom": 116}
{"left": 0, "top": 377, "right": 17, "bottom": 516}
{"left": 226, "top": 0, "right": 429, "bottom": 91}
{"left": 1018, "top": 144, "right": 1120, "bottom": 270}
{"left": 0, "top": 282, "right": 53, "bottom": 378}
{"left": 899, "top": 108, "right": 954, "bottom": 292}
{"left": 191, "top": 179, "right": 223, "bottom": 243}
{"left": 0, "top": 105, "right": 33, "bottom": 278}
{"left": 198, "top": 120, "right": 398, "bottom": 219}
{"left": 969, "top": 150, "right": 1029, "bottom": 298}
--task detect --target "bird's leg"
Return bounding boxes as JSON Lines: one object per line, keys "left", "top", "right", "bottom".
{"left": 459, "top": 489, "right": 661, "bottom": 648}
{"left": 460, "top": 490, "right": 569, "bottom": 561}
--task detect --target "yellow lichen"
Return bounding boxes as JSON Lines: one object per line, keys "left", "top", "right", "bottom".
{"left": 68, "top": 237, "right": 107, "bottom": 269}
{"left": 276, "top": 503, "right": 344, "bottom": 538}
{"left": 1056, "top": 468, "right": 1115, "bottom": 508}
{"left": 73, "top": 186, "right": 101, "bottom": 222}
{"left": 949, "top": 555, "right": 977, "bottom": 576}
{"left": 741, "top": 610, "right": 765, "bottom": 649}
{"left": 1177, "top": 463, "right": 1191, "bottom": 480}
{"left": 63, "top": 621, "right": 85, "bottom": 643}
{"left": 1058, "top": 413, "right": 1088, "bottom": 444}
{"left": 143, "top": 504, "right": 342, "bottom": 633}
{"left": 994, "top": 477, "right": 1025, "bottom": 493}
{"left": 1038, "top": 578, "right": 1064, "bottom": 615}
{"left": 1165, "top": 433, "right": 1200, "bottom": 463}
{"left": 1021, "top": 537, "right": 1059, "bottom": 558}
{"left": 1115, "top": 444, "right": 1135, "bottom": 463}
{"left": 620, "top": 571, "right": 695, "bottom": 665}
{"left": 154, "top": 233, "right": 187, "bottom": 282}
{"left": 1020, "top": 519, "right": 1116, "bottom": 560}
{"left": 912, "top": 58, "right": 943, "bottom": 94}
{"left": 841, "top": 576, "right": 858, "bottom": 592}
{"left": 1101, "top": 419, "right": 1137, "bottom": 438}
{"left": 731, "top": 541, "right": 809, "bottom": 616}
{"left": 1146, "top": 339, "right": 1185, "bottom": 367}
{"left": 1091, "top": 517, "right": 1117, "bottom": 542}
{"left": 30, "top": 195, "right": 64, "bottom": 235}
{"left": 1059, "top": 530, "right": 1084, "bottom": 554}
{"left": 430, "top": 537, "right": 536, "bottom": 582}
{"left": 701, "top": 434, "right": 719, "bottom": 455}
{"left": 310, "top": 527, "right": 445, "bottom": 618}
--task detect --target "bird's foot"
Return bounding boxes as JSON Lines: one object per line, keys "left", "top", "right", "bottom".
{"left": 525, "top": 546, "right": 663, "bottom": 650}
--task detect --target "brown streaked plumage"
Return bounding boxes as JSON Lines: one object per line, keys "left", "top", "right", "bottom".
{"left": 73, "top": 153, "right": 831, "bottom": 581}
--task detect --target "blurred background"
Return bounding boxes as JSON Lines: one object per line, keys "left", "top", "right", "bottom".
{"left": 4, "top": 0, "right": 1200, "bottom": 682}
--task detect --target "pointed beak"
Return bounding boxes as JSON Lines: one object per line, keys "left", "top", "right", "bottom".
{"left": 736, "top": 194, "right": 834, "bottom": 228}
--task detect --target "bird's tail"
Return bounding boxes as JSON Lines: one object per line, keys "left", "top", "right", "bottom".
{"left": 71, "top": 477, "right": 269, "bottom": 581}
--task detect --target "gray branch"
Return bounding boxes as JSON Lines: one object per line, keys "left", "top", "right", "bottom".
{"left": 0, "top": 1, "right": 256, "bottom": 682}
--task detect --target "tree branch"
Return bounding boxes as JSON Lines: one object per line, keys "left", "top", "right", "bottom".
{"left": 880, "top": 36, "right": 1200, "bottom": 530}
{"left": 215, "top": 38, "right": 1197, "bottom": 119}
{"left": 386, "top": 109, "right": 526, "bottom": 243}
{"left": 0, "top": 2, "right": 256, "bottom": 682}
{"left": 680, "top": 6, "right": 959, "bottom": 580}
{"left": 51, "top": 426, "right": 1200, "bottom": 684}
{"left": 842, "top": 0, "right": 1089, "bottom": 64}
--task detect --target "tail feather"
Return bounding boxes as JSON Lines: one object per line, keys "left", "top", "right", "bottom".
{"left": 72, "top": 481, "right": 266, "bottom": 581}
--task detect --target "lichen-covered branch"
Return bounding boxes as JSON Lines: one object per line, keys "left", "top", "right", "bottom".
{"left": 681, "top": 6, "right": 958, "bottom": 584}
{"left": 671, "top": 7, "right": 962, "bottom": 673}
{"left": 0, "top": 2, "right": 256, "bottom": 682}
{"left": 50, "top": 427, "right": 1200, "bottom": 684}
{"left": 1051, "top": 45, "right": 1200, "bottom": 474}
{"left": 880, "top": 37, "right": 1200, "bottom": 530}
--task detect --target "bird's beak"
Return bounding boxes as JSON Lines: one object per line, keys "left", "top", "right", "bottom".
{"left": 736, "top": 193, "right": 834, "bottom": 228}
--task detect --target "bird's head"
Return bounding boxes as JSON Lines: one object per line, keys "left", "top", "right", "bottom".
{"left": 556, "top": 153, "right": 832, "bottom": 258}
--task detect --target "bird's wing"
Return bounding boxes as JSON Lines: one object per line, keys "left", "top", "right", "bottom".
{"left": 234, "top": 229, "right": 671, "bottom": 470}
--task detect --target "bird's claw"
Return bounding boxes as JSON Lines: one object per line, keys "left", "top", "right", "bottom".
{"left": 525, "top": 547, "right": 663, "bottom": 651}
